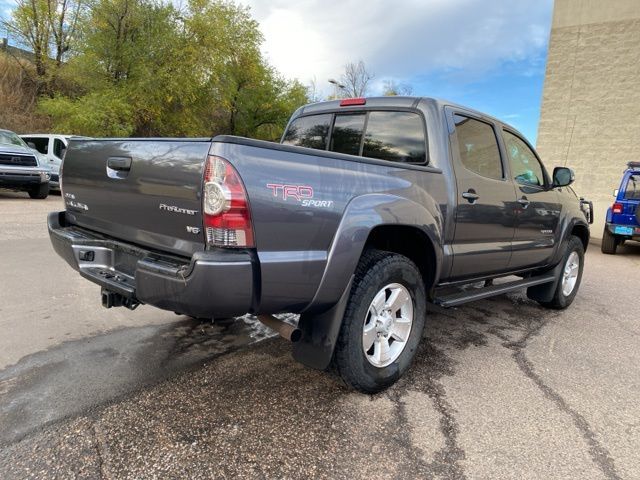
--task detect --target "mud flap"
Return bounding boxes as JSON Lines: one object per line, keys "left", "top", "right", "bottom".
{"left": 526, "top": 259, "right": 563, "bottom": 303}
{"left": 292, "top": 276, "right": 354, "bottom": 371}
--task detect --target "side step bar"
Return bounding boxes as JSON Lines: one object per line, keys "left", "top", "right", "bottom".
{"left": 434, "top": 274, "right": 556, "bottom": 308}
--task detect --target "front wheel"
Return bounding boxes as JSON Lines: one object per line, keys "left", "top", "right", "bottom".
{"left": 537, "top": 235, "right": 585, "bottom": 310}
{"left": 28, "top": 183, "right": 49, "bottom": 199}
{"left": 332, "top": 249, "right": 426, "bottom": 393}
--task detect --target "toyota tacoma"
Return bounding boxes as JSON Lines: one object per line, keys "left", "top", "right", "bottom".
{"left": 48, "top": 97, "right": 592, "bottom": 392}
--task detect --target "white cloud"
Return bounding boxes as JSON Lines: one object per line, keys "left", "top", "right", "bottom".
{"left": 244, "top": 0, "right": 553, "bottom": 91}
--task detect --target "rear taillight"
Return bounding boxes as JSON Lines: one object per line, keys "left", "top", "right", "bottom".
{"left": 203, "top": 155, "right": 254, "bottom": 248}
{"left": 612, "top": 202, "right": 623, "bottom": 214}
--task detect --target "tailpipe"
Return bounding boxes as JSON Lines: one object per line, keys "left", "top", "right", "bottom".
{"left": 257, "top": 314, "right": 302, "bottom": 342}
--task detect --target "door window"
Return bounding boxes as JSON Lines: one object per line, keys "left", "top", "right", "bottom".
{"left": 502, "top": 131, "right": 546, "bottom": 187}
{"left": 453, "top": 115, "right": 503, "bottom": 180}
{"left": 53, "top": 139, "right": 66, "bottom": 159}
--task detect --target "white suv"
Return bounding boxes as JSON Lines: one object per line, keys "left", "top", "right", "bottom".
{"left": 20, "top": 134, "right": 71, "bottom": 190}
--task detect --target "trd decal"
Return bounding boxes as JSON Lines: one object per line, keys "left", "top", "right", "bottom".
{"left": 266, "top": 183, "right": 333, "bottom": 208}
{"left": 267, "top": 183, "right": 314, "bottom": 201}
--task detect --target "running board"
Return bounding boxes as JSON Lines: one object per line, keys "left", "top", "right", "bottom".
{"left": 434, "top": 274, "right": 556, "bottom": 308}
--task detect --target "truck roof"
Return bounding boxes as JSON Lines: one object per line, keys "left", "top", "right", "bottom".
{"left": 295, "top": 96, "right": 528, "bottom": 142}
{"left": 300, "top": 96, "right": 498, "bottom": 120}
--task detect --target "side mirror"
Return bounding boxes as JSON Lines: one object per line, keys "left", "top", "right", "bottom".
{"left": 552, "top": 167, "right": 575, "bottom": 187}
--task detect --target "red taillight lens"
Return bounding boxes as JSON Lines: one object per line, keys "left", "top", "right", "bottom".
{"left": 340, "top": 97, "right": 366, "bottom": 106}
{"left": 203, "top": 156, "right": 254, "bottom": 248}
{"left": 612, "top": 202, "right": 623, "bottom": 214}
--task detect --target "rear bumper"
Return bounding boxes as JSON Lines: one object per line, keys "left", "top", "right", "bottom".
{"left": 48, "top": 211, "right": 255, "bottom": 318}
{"left": 606, "top": 223, "right": 640, "bottom": 239}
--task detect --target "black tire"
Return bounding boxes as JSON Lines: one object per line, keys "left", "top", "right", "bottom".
{"left": 601, "top": 227, "right": 619, "bottom": 254}
{"left": 332, "top": 249, "right": 427, "bottom": 393}
{"left": 28, "top": 183, "right": 49, "bottom": 199}
{"left": 538, "top": 235, "right": 584, "bottom": 310}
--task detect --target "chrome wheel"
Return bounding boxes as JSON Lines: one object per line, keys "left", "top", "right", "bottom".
{"left": 561, "top": 251, "right": 580, "bottom": 296}
{"left": 362, "top": 283, "right": 413, "bottom": 368}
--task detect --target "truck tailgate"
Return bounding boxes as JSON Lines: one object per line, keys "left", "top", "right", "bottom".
{"left": 62, "top": 139, "right": 211, "bottom": 257}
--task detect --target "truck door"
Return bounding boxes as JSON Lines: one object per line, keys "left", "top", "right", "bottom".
{"left": 500, "top": 129, "right": 562, "bottom": 269}
{"left": 448, "top": 110, "right": 518, "bottom": 279}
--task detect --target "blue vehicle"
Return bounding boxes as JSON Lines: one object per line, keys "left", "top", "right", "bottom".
{"left": 602, "top": 162, "right": 640, "bottom": 254}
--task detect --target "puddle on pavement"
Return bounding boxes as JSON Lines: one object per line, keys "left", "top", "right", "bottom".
{"left": 0, "top": 313, "right": 297, "bottom": 446}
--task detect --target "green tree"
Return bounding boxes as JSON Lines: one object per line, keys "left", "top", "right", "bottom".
{"left": 40, "top": 0, "right": 309, "bottom": 138}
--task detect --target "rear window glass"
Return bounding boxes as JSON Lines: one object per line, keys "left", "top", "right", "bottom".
{"left": 363, "top": 111, "right": 426, "bottom": 163}
{"left": 282, "top": 114, "right": 331, "bottom": 149}
{"left": 624, "top": 174, "right": 640, "bottom": 200}
{"left": 282, "top": 110, "right": 427, "bottom": 164}
{"left": 330, "top": 114, "right": 365, "bottom": 156}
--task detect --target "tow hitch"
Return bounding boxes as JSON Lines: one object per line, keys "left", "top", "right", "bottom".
{"left": 101, "top": 288, "right": 140, "bottom": 310}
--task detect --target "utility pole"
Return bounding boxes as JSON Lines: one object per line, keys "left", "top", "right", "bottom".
{"left": 328, "top": 78, "right": 345, "bottom": 99}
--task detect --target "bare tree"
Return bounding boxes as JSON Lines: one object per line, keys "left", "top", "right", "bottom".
{"left": 382, "top": 79, "right": 413, "bottom": 96}
{"left": 2, "top": 0, "right": 84, "bottom": 91}
{"left": 307, "top": 77, "right": 322, "bottom": 103}
{"left": 340, "top": 60, "right": 373, "bottom": 98}
{"left": 47, "top": 0, "right": 85, "bottom": 67}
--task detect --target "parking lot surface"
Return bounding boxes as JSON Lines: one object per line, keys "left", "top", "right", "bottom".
{"left": 1, "top": 191, "right": 639, "bottom": 479}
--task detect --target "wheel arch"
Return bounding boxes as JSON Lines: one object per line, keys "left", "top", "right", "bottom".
{"left": 293, "top": 193, "right": 443, "bottom": 371}
{"left": 570, "top": 222, "right": 590, "bottom": 251}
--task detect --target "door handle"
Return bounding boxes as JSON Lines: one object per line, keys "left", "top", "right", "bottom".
{"left": 107, "top": 156, "right": 132, "bottom": 171}
{"left": 517, "top": 197, "right": 530, "bottom": 208}
{"left": 462, "top": 190, "right": 480, "bottom": 203}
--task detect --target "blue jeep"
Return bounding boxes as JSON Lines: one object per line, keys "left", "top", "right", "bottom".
{"left": 602, "top": 162, "right": 640, "bottom": 254}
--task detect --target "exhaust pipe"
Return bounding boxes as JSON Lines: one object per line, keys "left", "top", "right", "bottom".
{"left": 257, "top": 315, "right": 302, "bottom": 343}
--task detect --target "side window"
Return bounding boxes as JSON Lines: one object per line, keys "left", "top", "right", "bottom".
{"left": 362, "top": 111, "right": 426, "bottom": 163}
{"left": 453, "top": 115, "right": 503, "bottom": 180}
{"left": 330, "top": 114, "right": 365, "bottom": 156}
{"left": 53, "top": 139, "right": 66, "bottom": 159}
{"left": 24, "top": 137, "right": 48, "bottom": 154}
{"left": 502, "top": 130, "right": 546, "bottom": 187}
{"left": 624, "top": 174, "right": 640, "bottom": 200}
{"left": 282, "top": 114, "right": 332, "bottom": 149}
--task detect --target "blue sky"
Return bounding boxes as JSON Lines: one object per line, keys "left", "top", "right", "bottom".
{"left": 1, "top": 0, "right": 553, "bottom": 143}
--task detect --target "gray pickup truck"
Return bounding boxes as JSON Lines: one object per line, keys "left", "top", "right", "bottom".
{"left": 49, "top": 97, "right": 592, "bottom": 392}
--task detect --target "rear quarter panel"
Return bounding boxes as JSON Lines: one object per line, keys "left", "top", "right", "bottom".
{"left": 210, "top": 137, "right": 449, "bottom": 313}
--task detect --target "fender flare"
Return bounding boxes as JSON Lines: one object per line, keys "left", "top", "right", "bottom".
{"left": 293, "top": 193, "right": 443, "bottom": 370}
{"left": 528, "top": 216, "right": 589, "bottom": 303}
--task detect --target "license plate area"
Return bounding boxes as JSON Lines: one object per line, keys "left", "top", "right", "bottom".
{"left": 614, "top": 226, "right": 634, "bottom": 235}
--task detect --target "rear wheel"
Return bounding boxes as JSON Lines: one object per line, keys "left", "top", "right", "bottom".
{"left": 537, "top": 235, "right": 584, "bottom": 310}
{"left": 601, "top": 227, "right": 618, "bottom": 255}
{"left": 332, "top": 249, "right": 426, "bottom": 393}
{"left": 28, "top": 183, "right": 49, "bottom": 199}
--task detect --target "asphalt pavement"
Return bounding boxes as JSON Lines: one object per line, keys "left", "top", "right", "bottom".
{"left": 1, "top": 190, "right": 639, "bottom": 479}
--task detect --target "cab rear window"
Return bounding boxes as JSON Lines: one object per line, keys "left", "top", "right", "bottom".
{"left": 282, "top": 110, "right": 427, "bottom": 164}
{"left": 282, "top": 114, "right": 331, "bottom": 149}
